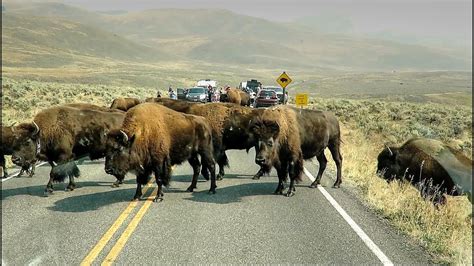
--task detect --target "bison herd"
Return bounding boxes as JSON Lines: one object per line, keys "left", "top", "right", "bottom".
{"left": 2, "top": 96, "right": 472, "bottom": 204}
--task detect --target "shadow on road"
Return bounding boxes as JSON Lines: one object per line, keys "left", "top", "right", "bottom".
{"left": 183, "top": 182, "right": 279, "bottom": 204}
{"left": 1, "top": 179, "right": 135, "bottom": 200}
{"left": 48, "top": 188, "right": 137, "bottom": 213}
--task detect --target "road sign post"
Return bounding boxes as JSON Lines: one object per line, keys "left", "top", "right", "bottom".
{"left": 276, "top": 72, "right": 292, "bottom": 104}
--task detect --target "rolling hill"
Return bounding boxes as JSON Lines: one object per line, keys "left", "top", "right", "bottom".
{"left": 2, "top": 1, "right": 471, "bottom": 71}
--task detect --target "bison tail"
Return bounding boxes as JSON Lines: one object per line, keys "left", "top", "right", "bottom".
{"left": 50, "top": 161, "right": 81, "bottom": 183}
{"left": 291, "top": 159, "right": 304, "bottom": 183}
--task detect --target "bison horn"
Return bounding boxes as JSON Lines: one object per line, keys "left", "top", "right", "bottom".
{"left": 119, "top": 130, "right": 129, "bottom": 143}
{"left": 385, "top": 144, "right": 393, "bottom": 156}
{"left": 32, "top": 121, "right": 40, "bottom": 135}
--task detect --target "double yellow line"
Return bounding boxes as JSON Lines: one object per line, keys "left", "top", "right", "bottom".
{"left": 80, "top": 183, "right": 158, "bottom": 265}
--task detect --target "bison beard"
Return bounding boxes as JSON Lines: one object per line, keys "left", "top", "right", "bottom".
{"left": 50, "top": 161, "right": 81, "bottom": 191}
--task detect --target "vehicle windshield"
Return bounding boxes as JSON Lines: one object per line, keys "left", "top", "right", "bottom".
{"left": 258, "top": 90, "right": 275, "bottom": 97}
{"left": 189, "top": 88, "right": 205, "bottom": 93}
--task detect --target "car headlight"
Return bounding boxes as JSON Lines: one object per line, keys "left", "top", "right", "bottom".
{"left": 200, "top": 94, "right": 206, "bottom": 99}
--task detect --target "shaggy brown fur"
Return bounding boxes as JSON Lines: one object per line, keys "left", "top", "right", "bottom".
{"left": 1, "top": 125, "right": 35, "bottom": 177}
{"left": 250, "top": 106, "right": 304, "bottom": 196}
{"left": 238, "top": 91, "right": 251, "bottom": 106}
{"left": 104, "top": 103, "right": 217, "bottom": 201}
{"left": 377, "top": 138, "right": 472, "bottom": 203}
{"left": 149, "top": 98, "right": 262, "bottom": 180}
{"left": 226, "top": 88, "right": 242, "bottom": 105}
{"left": 110, "top": 97, "right": 142, "bottom": 111}
{"left": 11, "top": 104, "right": 125, "bottom": 195}
{"left": 252, "top": 106, "right": 343, "bottom": 189}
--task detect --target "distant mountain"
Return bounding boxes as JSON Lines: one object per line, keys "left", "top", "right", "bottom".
{"left": 2, "top": 13, "right": 168, "bottom": 67}
{"left": 2, "top": 2, "right": 471, "bottom": 71}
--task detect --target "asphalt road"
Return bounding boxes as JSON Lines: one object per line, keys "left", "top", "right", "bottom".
{"left": 1, "top": 149, "right": 433, "bottom": 265}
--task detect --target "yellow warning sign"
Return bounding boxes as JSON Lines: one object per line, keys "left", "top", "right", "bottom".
{"left": 276, "top": 72, "right": 292, "bottom": 89}
{"left": 295, "top": 93, "right": 308, "bottom": 107}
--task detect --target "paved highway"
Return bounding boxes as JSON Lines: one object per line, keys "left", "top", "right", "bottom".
{"left": 1, "top": 149, "right": 433, "bottom": 265}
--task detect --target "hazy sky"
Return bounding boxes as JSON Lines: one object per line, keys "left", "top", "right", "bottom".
{"left": 11, "top": 0, "right": 474, "bottom": 43}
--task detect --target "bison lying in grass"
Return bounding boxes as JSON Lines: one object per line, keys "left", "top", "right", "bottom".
{"left": 10, "top": 104, "right": 125, "bottom": 195}
{"left": 104, "top": 103, "right": 217, "bottom": 202}
{"left": 377, "top": 138, "right": 472, "bottom": 204}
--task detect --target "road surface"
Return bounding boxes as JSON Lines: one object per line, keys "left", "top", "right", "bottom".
{"left": 1, "top": 149, "right": 433, "bottom": 265}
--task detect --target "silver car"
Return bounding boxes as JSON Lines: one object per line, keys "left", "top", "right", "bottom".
{"left": 186, "top": 87, "right": 208, "bottom": 103}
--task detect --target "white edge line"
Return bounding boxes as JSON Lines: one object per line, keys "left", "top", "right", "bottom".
{"left": 303, "top": 167, "right": 394, "bottom": 266}
{"left": 1, "top": 162, "right": 48, "bottom": 182}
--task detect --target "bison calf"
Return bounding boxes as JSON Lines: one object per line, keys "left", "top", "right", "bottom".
{"left": 104, "top": 103, "right": 217, "bottom": 202}
{"left": 377, "top": 138, "right": 472, "bottom": 204}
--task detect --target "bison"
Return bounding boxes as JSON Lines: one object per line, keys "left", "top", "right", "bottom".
{"left": 104, "top": 103, "right": 217, "bottom": 201}
{"left": 250, "top": 106, "right": 343, "bottom": 196}
{"left": 110, "top": 97, "right": 142, "bottom": 111}
{"left": 146, "top": 98, "right": 262, "bottom": 180}
{"left": 10, "top": 104, "right": 125, "bottom": 195}
{"left": 377, "top": 138, "right": 472, "bottom": 203}
{"left": 223, "top": 88, "right": 250, "bottom": 106}
{"left": 1, "top": 124, "right": 36, "bottom": 178}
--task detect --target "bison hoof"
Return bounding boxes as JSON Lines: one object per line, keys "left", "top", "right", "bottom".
{"left": 153, "top": 197, "right": 164, "bottom": 203}
{"left": 332, "top": 182, "right": 341, "bottom": 188}
{"left": 111, "top": 182, "right": 120, "bottom": 188}
{"left": 273, "top": 189, "right": 283, "bottom": 195}
{"left": 285, "top": 191, "right": 295, "bottom": 197}
{"left": 252, "top": 175, "right": 261, "bottom": 180}
{"left": 217, "top": 175, "right": 224, "bottom": 181}
{"left": 186, "top": 186, "right": 196, "bottom": 192}
{"left": 208, "top": 188, "right": 216, "bottom": 194}
{"left": 309, "top": 182, "right": 319, "bottom": 188}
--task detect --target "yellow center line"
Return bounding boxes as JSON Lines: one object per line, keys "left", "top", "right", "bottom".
{"left": 101, "top": 186, "right": 159, "bottom": 266}
{"left": 80, "top": 182, "right": 153, "bottom": 266}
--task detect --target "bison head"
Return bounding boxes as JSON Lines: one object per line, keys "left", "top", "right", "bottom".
{"left": 376, "top": 146, "right": 402, "bottom": 181}
{"left": 11, "top": 122, "right": 40, "bottom": 168}
{"left": 250, "top": 119, "right": 280, "bottom": 171}
{"left": 104, "top": 129, "right": 136, "bottom": 178}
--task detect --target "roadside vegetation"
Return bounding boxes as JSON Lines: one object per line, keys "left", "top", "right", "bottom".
{"left": 306, "top": 97, "right": 472, "bottom": 265}
{"left": 2, "top": 77, "right": 472, "bottom": 264}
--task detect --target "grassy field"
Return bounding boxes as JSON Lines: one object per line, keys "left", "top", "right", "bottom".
{"left": 1, "top": 77, "right": 472, "bottom": 264}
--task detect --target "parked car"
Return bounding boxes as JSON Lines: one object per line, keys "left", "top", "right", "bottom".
{"left": 253, "top": 89, "right": 278, "bottom": 108}
{"left": 177, "top": 88, "right": 187, "bottom": 100}
{"left": 186, "top": 87, "right": 208, "bottom": 103}
{"left": 263, "top": 86, "right": 284, "bottom": 103}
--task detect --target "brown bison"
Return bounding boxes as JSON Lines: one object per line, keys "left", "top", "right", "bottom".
{"left": 1, "top": 124, "right": 36, "bottom": 178}
{"left": 223, "top": 88, "right": 250, "bottom": 106}
{"left": 10, "top": 104, "right": 125, "bottom": 195}
{"left": 110, "top": 97, "right": 142, "bottom": 111}
{"left": 146, "top": 98, "right": 262, "bottom": 180}
{"left": 250, "top": 106, "right": 343, "bottom": 196}
{"left": 104, "top": 103, "right": 217, "bottom": 201}
{"left": 377, "top": 138, "right": 472, "bottom": 203}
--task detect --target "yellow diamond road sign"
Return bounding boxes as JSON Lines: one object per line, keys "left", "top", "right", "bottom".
{"left": 277, "top": 72, "right": 292, "bottom": 89}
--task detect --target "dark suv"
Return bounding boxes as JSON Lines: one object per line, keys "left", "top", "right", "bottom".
{"left": 253, "top": 89, "right": 278, "bottom": 108}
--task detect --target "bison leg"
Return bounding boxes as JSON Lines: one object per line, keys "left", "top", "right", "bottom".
{"left": 310, "top": 153, "right": 327, "bottom": 188}
{"left": 200, "top": 167, "right": 210, "bottom": 181}
{"left": 329, "top": 142, "right": 343, "bottom": 188}
{"left": 274, "top": 166, "right": 287, "bottom": 195}
{"left": 28, "top": 163, "right": 36, "bottom": 177}
{"left": 1, "top": 156, "right": 8, "bottom": 178}
{"left": 252, "top": 167, "right": 265, "bottom": 180}
{"left": 216, "top": 152, "right": 228, "bottom": 181}
{"left": 201, "top": 155, "right": 217, "bottom": 194}
{"left": 111, "top": 175, "right": 125, "bottom": 188}
{"left": 153, "top": 169, "right": 164, "bottom": 203}
{"left": 186, "top": 155, "right": 201, "bottom": 192}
